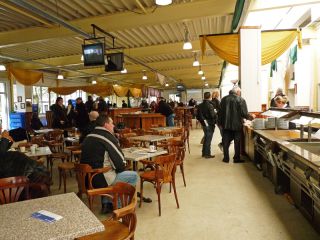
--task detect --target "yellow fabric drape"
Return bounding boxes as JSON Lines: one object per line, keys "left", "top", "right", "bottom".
{"left": 200, "top": 30, "right": 301, "bottom": 66}
{"left": 113, "top": 86, "right": 129, "bottom": 97}
{"left": 48, "top": 86, "right": 79, "bottom": 95}
{"left": 49, "top": 84, "right": 113, "bottom": 96}
{"left": 8, "top": 65, "right": 43, "bottom": 86}
{"left": 200, "top": 34, "right": 239, "bottom": 65}
{"left": 129, "top": 88, "right": 142, "bottom": 98}
{"left": 261, "top": 31, "right": 297, "bottom": 65}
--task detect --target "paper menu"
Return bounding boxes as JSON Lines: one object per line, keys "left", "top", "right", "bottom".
{"left": 31, "top": 210, "right": 63, "bottom": 223}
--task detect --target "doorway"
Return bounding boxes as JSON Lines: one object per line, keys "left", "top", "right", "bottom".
{"left": 0, "top": 82, "right": 9, "bottom": 131}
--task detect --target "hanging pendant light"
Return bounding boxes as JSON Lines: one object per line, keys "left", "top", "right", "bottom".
{"left": 121, "top": 62, "right": 127, "bottom": 73}
{"left": 142, "top": 71, "right": 148, "bottom": 80}
{"left": 155, "top": 0, "right": 172, "bottom": 6}
{"left": 0, "top": 64, "right": 6, "bottom": 71}
{"left": 192, "top": 52, "right": 199, "bottom": 67}
{"left": 201, "top": 74, "right": 206, "bottom": 80}
{"left": 183, "top": 24, "right": 192, "bottom": 50}
{"left": 198, "top": 66, "right": 203, "bottom": 75}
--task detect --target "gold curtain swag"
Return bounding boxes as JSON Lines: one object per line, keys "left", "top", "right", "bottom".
{"left": 200, "top": 30, "right": 301, "bottom": 66}
{"left": 113, "top": 85, "right": 129, "bottom": 97}
{"left": 129, "top": 88, "right": 142, "bottom": 98}
{"left": 7, "top": 65, "right": 43, "bottom": 86}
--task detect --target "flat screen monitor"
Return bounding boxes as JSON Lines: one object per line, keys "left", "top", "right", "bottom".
{"left": 105, "top": 53, "right": 124, "bottom": 72}
{"left": 82, "top": 43, "right": 105, "bottom": 66}
{"left": 176, "top": 83, "right": 186, "bottom": 92}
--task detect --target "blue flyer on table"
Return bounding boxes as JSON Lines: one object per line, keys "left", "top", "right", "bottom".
{"left": 31, "top": 210, "right": 63, "bottom": 223}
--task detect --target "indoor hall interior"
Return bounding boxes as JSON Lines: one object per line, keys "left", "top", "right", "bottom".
{"left": 47, "top": 124, "right": 319, "bottom": 240}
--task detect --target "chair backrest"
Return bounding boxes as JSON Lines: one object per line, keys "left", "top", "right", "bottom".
{"left": 31, "top": 134, "right": 46, "bottom": 147}
{"left": 0, "top": 176, "right": 29, "bottom": 204}
{"left": 155, "top": 154, "right": 176, "bottom": 183}
{"left": 46, "top": 129, "right": 64, "bottom": 142}
{"left": 74, "top": 163, "right": 94, "bottom": 198}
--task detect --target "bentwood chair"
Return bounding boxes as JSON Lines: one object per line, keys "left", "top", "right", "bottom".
{"left": 168, "top": 140, "right": 186, "bottom": 187}
{"left": 76, "top": 182, "right": 137, "bottom": 240}
{"left": 74, "top": 163, "right": 111, "bottom": 199}
{"left": 139, "top": 154, "right": 179, "bottom": 216}
{"left": 0, "top": 176, "right": 29, "bottom": 204}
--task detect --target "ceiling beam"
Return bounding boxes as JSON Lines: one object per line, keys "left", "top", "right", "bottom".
{"left": 0, "top": 0, "right": 236, "bottom": 47}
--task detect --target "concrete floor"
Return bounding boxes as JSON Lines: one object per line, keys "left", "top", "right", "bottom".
{"left": 50, "top": 124, "right": 320, "bottom": 240}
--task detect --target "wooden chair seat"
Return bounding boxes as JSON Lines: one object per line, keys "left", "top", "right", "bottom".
{"left": 139, "top": 170, "right": 163, "bottom": 181}
{"left": 77, "top": 220, "right": 130, "bottom": 240}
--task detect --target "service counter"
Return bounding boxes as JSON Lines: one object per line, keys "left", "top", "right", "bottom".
{"left": 109, "top": 107, "right": 142, "bottom": 124}
{"left": 243, "top": 124, "right": 320, "bottom": 232}
{"left": 121, "top": 113, "right": 166, "bottom": 130}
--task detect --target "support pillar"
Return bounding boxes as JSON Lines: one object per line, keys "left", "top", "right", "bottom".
{"left": 239, "top": 27, "right": 262, "bottom": 112}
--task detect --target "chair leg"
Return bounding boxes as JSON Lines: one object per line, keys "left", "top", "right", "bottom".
{"left": 58, "top": 168, "right": 62, "bottom": 190}
{"left": 180, "top": 164, "right": 186, "bottom": 187}
{"left": 156, "top": 183, "right": 162, "bottom": 216}
{"left": 139, "top": 179, "right": 144, "bottom": 208}
{"left": 187, "top": 138, "right": 190, "bottom": 154}
{"left": 172, "top": 177, "right": 180, "bottom": 209}
{"left": 63, "top": 170, "right": 67, "bottom": 193}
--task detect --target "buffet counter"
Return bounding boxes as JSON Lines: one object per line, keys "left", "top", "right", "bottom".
{"left": 243, "top": 123, "right": 320, "bottom": 232}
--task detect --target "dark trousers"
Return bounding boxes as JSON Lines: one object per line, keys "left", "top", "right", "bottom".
{"left": 202, "top": 125, "right": 215, "bottom": 156}
{"left": 222, "top": 129, "right": 241, "bottom": 162}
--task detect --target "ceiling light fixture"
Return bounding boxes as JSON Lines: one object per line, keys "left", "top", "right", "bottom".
{"left": 183, "top": 24, "right": 192, "bottom": 50}
{"left": 165, "top": 83, "right": 169, "bottom": 87}
{"left": 142, "top": 71, "right": 148, "bottom": 80}
{"left": 121, "top": 63, "right": 127, "bottom": 74}
{"left": 114, "top": 83, "right": 118, "bottom": 86}
{"left": 201, "top": 74, "right": 206, "bottom": 80}
{"left": 92, "top": 80, "right": 97, "bottom": 84}
{"left": 205, "top": 82, "right": 208, "bottom": 87}
{"left": 80, "top": 54, "right": 84, "bottom": 61}
{"left": 192, "top": 52, "right": 199, "bottom": 67}
{"left": 0, "top": 64, "right": 6, "bottom": 71}
{"left": 57, "top": 73, "right": 64, "bottom": 80}
{"left": 198, "top": 66, "right": 203, "bottom": 75}
{"left": 155, "top": 0, "right": 172, "bottom": 6}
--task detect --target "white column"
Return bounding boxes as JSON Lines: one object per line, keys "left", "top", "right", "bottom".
{"left": 239, "top": 27, "right": 262, "bottom": 112}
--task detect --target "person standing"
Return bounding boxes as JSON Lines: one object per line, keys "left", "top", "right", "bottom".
{"left": 122, "top": 100, "right": 128, "bottom": 108}
{"left": 50, "top": 97, "right": 67, "bottom": 129}
{"left": 197, "top": 92, "right": 216, "bottom": 158}
{"left": 156, "top": 97, "right": 175, "bottom": 127}
{"left": 85, "top": 95, "right": 94, "bottom": 113}
{"left": 66, "top": 99, "right": 75, "bottom": 127}
{"left": 219, "top": 86, "right": 254, "bottom": 163}
{"left": 75, "top": 97, "right": 89, "bottom": 133}
{"left": 80, "top": 114, "right": 138, "bottom": 213}
{"left": 211, "top": 89, "right": 223, "bottom": 151}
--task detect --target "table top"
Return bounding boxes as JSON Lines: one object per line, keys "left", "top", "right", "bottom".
{"left": 128, "top": 134, "right": 172, "bottom": 142}
{"left": 34, "top": 129, "right": 54, "bottom": 134}
{"left": 25, "top": 146, "right": 52, "bottom": 157}
{"left": 0, "top": 192, "right": 104, "bottom": 240}
{"left": 122, "top": 147, "right": 168, "bottom": 161}
{"left": 150, "top": 127, "right": 181, "bottom": 132}
{"left": 64, "top": 137, "right": 80, "bottom": 143}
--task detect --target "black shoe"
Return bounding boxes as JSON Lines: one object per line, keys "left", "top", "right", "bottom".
{"left": 222, "top": 159, "right": 229, "bottom": 163}
{"left": 203, "top": 155, "right": 215, "bottom": 159}
{"left": 101, "top": 202, "right": 113, "bottom": 214}
{"left": 137, "top": 192, "right": 152, "bottom": 203}
{"left": 218, "top": 143, "right": 223, "bottom": 152}
{"left": 256, "top": 163, "right": 262, "bottom": 171}
{"left": 234, "top": 160, "right": 245, "bottom": 163}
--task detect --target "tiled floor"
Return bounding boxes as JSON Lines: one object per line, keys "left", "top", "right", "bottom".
{"left": 50, "top": 124, "right": 320, "bottom": 240}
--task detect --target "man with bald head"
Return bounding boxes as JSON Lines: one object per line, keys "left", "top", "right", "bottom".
{"left": 219, "top": 86, "right": 254, "bottom": 163}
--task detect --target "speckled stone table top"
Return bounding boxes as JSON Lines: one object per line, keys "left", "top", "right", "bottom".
{"left": 0, "top": 192, "right": 104, "bottom": 240}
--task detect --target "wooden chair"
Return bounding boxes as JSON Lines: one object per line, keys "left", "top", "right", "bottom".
{"left": 0, "top": 176, "right": 29, "bottom": 204}
{"left": 168, "top": 140, "right": 186, "bottom": 187}
{"left": 74, "top": 163, "right": 111, "bottom": 199}
{"left": 75, "top": 182, "right": 137, "bottom": 240}
{"left": 139, "top": 154, "right": 179, "bottom": 216}
{"left": 31, "top": 134, "right": 46, "bottom": 147}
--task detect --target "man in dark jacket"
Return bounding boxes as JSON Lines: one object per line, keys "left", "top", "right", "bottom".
{"left": 156, "top": 97, "right": 175, "bottom": 126}
{"left": 75, "top": 97, "right": 89, "bottom": 133}
{"left": 197, "top": 92, "right": 216, "bottom": 158}
{"left": 50, "top": 97, "right": 67, "bottom": 129}
{"left": 85, "top": 96, "right": 94, "bottom": 113}
{"left": 80, "top": 114, "right": 137, "bottom": 212}
{"left": 219, "top": 86, "right": 254, "bottom": 163}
